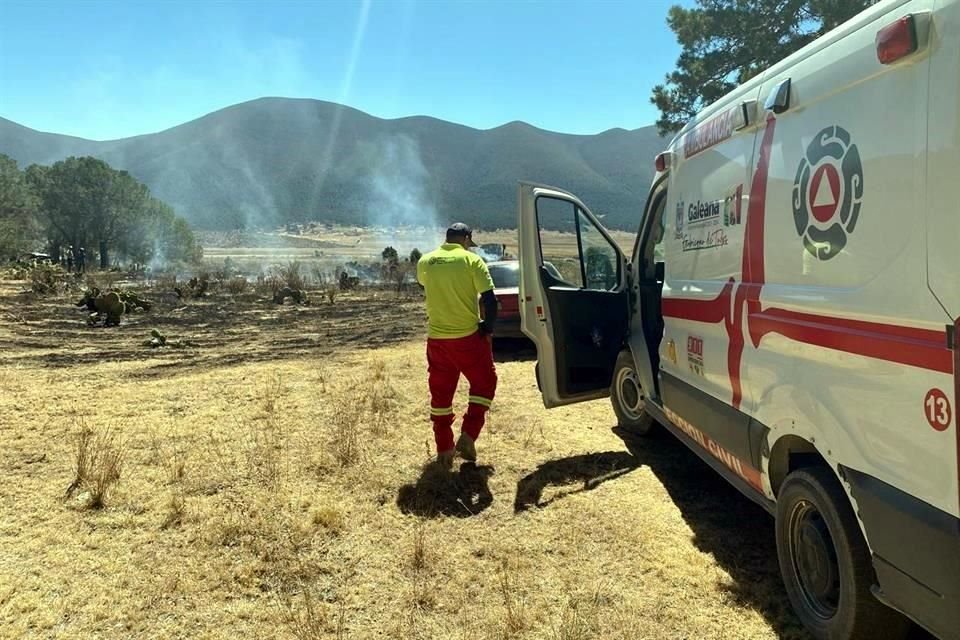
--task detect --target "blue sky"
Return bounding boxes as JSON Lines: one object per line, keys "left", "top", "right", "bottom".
{"left": 0, "top": 0, "right": 688, "bottom": 141}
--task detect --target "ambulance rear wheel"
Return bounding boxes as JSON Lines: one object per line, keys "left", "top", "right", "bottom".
{"left": 776, "top": 467, "right": 911, "bottom": 640}
{"left": 610, "top": 351, "right": 654, "bottom": 435}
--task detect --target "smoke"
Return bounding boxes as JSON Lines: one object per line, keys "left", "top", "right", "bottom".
{"left": 365, "top": 134, "right": 442, "bottom": 253}
{"left": 471, "top": 246, "right": 501, "bottom": 263}
{"left": 148, "top": 238, "right": 166, "bottom": 273}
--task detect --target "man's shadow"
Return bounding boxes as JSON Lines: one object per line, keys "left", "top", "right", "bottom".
{"left": 514, "top": 451, "right": 638, "bottom": 512}
{"left": 397, "top": 461, "right": 495, "bottom": 518}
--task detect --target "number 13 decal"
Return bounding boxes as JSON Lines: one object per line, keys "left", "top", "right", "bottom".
{"left": 924, "top": 388, "right": 952, "bottom": 432}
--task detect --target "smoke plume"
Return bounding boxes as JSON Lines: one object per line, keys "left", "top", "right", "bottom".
{"left": 366, "top": 134, "right": 442, "bottom": 252}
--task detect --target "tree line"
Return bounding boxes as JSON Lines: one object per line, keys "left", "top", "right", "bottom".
{"left": 652, "top": 0, "right": 872, "bottom": 134}
{"left": 0, "top": 154, "right": 201, "bottom": 269}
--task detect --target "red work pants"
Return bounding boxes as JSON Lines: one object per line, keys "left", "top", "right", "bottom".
{"left": 426, "top": 331, "right": 498, "bottom": 454}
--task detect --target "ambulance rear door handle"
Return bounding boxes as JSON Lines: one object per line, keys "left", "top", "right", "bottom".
{"left": 765, "top": 78, "right": 791, "bottom": 114}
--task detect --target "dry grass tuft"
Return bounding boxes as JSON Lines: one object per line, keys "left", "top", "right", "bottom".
{"left": 330, "top": 399, "right": 362, "bottom": 468}
{"left": 366, "top": 360, "right": 399, "bottom": 437}
{"left": 410, "top": 520, "right": 429, "bottom": 572}
{"left": 65, "top": 423, "right": 125, "bottom": 509}
{"left": 406, "top": 520, "right": 436, "bottom": 614}
{"left": 550, "top": 585, "right": 605, "bottom": 640}
{"left": 498, "top": 560, "right": 530, "bottom": 638}
{"left": 310, "top": 505, "right": 345, "bottom": 534}
{"left": 281, "top": 585, "right": 330, "bottom": 640}
{"left": 245, "top": 376, "right": 287, "bottom": 490}
{"left": 162, "top": 488, "right": 186, "bottom": 529}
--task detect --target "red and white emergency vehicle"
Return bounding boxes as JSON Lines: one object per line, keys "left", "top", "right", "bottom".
{"left": 517, "top": 2, "right": 959, "bottom": 638}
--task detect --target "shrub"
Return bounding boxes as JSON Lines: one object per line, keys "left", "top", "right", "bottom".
{"left": 29, "top": 263, "right": 69, "bottom": 294}
{"left": 65, "top": 424, "right": 125, "bottom": 509}
{"left": 225, "top": 276, "right": 249, "bottom": 295}
{"left": 277, "top": 261, "right": 306, "bottom": 291}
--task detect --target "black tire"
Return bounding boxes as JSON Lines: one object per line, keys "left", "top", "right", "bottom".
{"left": 775, "top": 467, "right": 911, "bottom": 640}
{"left": 609, "top": 350, "right": 655, "bottom": 435}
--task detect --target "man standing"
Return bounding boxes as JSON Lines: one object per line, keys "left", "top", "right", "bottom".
{"left": 417, "top": 223, "right": 498, "bottom": 468}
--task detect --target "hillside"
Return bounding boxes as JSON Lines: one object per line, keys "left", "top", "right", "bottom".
{"left": 0, "top": 98, "right": 665, "bottom": 231}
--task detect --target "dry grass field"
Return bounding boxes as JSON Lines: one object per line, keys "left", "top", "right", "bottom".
{"left": 199, "top": 227, "right": 636, "bottom": 275}
{"left": 0, "top": 271, "right": 815, "bottom": 640}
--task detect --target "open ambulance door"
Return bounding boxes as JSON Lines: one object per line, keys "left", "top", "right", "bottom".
{"left": 517, "top": 183, "right": 631, "bottom": 408}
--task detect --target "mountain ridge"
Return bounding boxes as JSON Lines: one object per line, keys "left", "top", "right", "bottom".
{"left": 0, "top": 97, "right": 666, "bottom": 231}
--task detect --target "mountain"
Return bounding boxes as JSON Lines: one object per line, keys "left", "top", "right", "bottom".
{"left": 0, "top": 98, "right": 666, "bottom": 231}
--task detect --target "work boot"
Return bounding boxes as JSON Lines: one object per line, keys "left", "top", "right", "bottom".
{"left": 436, "top": 449, "right": 455, "bottom": 470}
{"left": 455, "top": 433, "right": 477, "bottom": 462}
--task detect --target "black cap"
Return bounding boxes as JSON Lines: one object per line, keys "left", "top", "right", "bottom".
{"left": 446, "top": 222, "right": 476, "bottom": 247}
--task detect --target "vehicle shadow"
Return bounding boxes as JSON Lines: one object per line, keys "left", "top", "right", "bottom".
{"left": 611, "top": 426, "right": 936, "bottom": 640}
{"left": 396, "top": 461, "right": 495, "bottom": 519}
{"left": 606, "top": 426, "right": 810, "bottom": 638}
{"left": 513, "top": 451, "right": 638, "bottom": 512}
{"left": 492, "top": 337, "right": 537, "bottom": 362}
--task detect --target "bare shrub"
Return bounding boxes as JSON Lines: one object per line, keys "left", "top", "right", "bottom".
{"left": 393, "top": 262, "right": 416, "bottom": 296}
{"left": 255, "top": 273, "right": 285, "bottom": 296}
{"left": 325, "top": 287, "right": 337, "bottom": 304}
{"left": 225, "top": 276, "right": 249, "bottom": 295}
{"left": 276, "top": 260, "right": 307, "bottom": 291}
{"left": 154, "top": 273, "right": 177, "bottom": 292}
{"left": 29, "top": 264, "right": 70, "bottom": 294}
{"left": 65, "top": 424, "right": 125, "bottom": 509}
{"left": 310, "top": 264, "right": 329, "bottom": 287}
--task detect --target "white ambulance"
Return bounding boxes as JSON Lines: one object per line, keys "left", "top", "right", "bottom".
{"left": 517, "top": 1, "right": 958, "bottom": 638}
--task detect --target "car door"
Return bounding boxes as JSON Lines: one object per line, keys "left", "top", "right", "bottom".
{"left": 518, "top": 183, "right": 630, "bottom": 408}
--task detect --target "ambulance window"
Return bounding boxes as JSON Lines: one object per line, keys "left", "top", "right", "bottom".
{"left": 535, "top": 196, "right": 584, "bottom": 287}
{"left": 578, "top": 209, "right": 619, "bottom": 290}
{"left": 534, "top": 196, "right": 619, "bottom": 291}
{"left": 652, "top": 197, "right": 666, "bottom": 262}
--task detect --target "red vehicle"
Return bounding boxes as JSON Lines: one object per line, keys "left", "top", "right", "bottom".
{"left": 486, "top": 260, "right": 524, "bottom": 338}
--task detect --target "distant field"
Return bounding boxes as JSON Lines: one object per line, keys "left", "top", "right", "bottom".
{"left": 200, "top": 226, "right": 637, "bottom": 274}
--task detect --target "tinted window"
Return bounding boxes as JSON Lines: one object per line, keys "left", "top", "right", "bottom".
{"left": 488, "top": 263, "right": 519, "bottom": 288}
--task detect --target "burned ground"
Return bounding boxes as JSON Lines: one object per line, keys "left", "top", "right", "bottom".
{"left": 0, "top": 283, "right": 424, "bottom": 377}
{"left": 0, "top": 277, "right": 822, "bottom": 640}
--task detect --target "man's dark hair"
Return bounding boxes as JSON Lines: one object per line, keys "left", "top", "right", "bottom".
{"left": 446, "top": 229, "right": 470, "bottom": 243}
{"left": 446, "top": 222, "right": 474, "bottom": 245}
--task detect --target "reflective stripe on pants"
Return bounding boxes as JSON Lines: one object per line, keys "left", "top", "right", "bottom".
{"left": 427, "top": 331, "right": 497, "bottom": 453}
